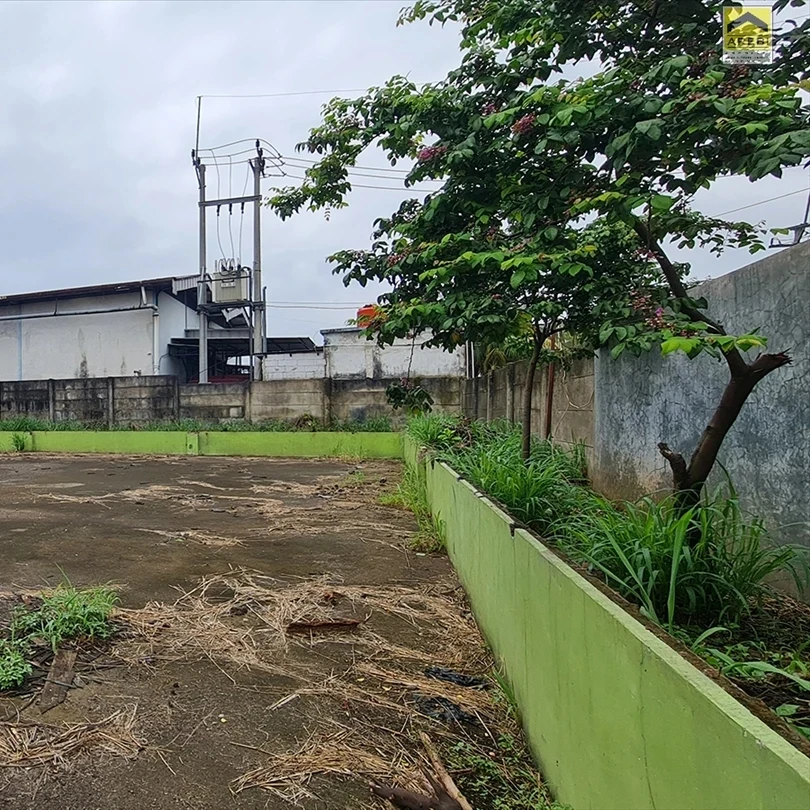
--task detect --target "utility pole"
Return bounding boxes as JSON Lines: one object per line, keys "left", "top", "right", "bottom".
{"left": 195, "top": 159, "right": 209, "bottom": 384}
{"left": 251, "top": 142, "right": 265, "bottom": 380}
{"left": 193, "top": 141, "right": 265, "bottom": 384}
{"left": 769, "top": 183, "right": 810, "bottom": 248}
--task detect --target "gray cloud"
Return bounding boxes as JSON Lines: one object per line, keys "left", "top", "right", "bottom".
{"left": 0, "top": 1, "right": 805, "bottom": 342}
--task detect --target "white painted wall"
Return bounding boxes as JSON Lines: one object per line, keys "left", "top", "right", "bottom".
{"left": 156, "top": 291, "right": 195, "bottom": 377}
{"left": 322, "top": 328, "right": 466, "bottom": 379}
{"left": 324, "top": 329, "right": 372, "bottom": 379}
{"left": 262, "top": 328, "right": 467, "bottom": 381}
{"left": 0, "top": 289, "right": 194, "bottom": 381}
{"left": 263, "top": 351, "right": 325, "bottom": 380}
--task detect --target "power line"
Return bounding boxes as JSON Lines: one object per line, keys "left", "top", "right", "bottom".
{"left": 281, "top": 154, "right": 414, "bottom": 175}
{"left": 227, "top": 155, "right": 236, "bottom": 260}
{"left": 207, "top": 150, "right": 227, "bottom": 262}
{"left": 281, "top": 159, "right": 441, "bottom": 184}
{"left": 199, "top": 88, "right": 372, "bottom": 100}
{"left": 715, "top": 186, "right": 809, "bottom": 217}
{"left": 281, "top": 172, "right": 434, "bottom": 193}
{"left": 238, "top": 162, "right": 251, "bottom": 259}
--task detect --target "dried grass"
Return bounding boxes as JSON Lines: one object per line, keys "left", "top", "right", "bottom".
{"left": 231, "top": 729, "right": 421, "bottom": 803}
{"left": 118, "top": 571, "right": 476, "bottom": 660}
{"left": 0, "top": 707, "right": 143, "bottom": 769}
{"left": 133, "top": 528, "right": 244, "bottom": 548}
{"left": 113, "top": 572, "right": 492, "bottom": 804}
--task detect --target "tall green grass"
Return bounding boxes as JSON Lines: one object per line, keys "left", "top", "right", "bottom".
{"left": 11, "top": 585, "right": 119, "bottom": 652}
{"left": 378, "top": 465, "right": 446, "bottom": 553}
{"left": 555, "top": 495, "right": 806, "bottom": 630}
{"left": 448, "top": 432, "right": 597, "bottom": 534}
{"left": 407, "top": 414, "right": 808, "bottom": 632}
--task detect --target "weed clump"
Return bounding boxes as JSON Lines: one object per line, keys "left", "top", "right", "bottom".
{"left": 0, "top": 585, "right": 118, "bottom": 690}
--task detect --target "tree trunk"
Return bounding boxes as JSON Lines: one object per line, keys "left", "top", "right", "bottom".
{"left": 659, "top": 351, "right": 791, "bottom": 515}
{"left": 521, "top": 329, "right": 543, "bottom": 462}
{"left": 632, "top": 220, "right": 793, "bottom": 519}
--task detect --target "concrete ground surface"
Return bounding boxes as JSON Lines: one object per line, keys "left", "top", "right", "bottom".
{"left": 0, "top": 455, "right": 471, "bottom": 810}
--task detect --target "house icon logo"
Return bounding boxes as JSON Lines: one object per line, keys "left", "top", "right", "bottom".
{"left": 722, "top": 5, "right": 773, "bottom": 64}
{"left": 726, "top": 11, "right": 769, "bottom": 33}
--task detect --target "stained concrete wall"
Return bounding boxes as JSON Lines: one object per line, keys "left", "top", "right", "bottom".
{"left": 249, "top": 379, "right": 328, "bottom": 421}
{"left": 321, "top": 327, "right": 467, "bottom": 380}
{"left": 179, "top": 383, "right": 247, "bottom": 421}
{"left": 330, "top": 376, "right": 465, "bottom": 424}
{"left": 594, "top": 242, "right": 810, "bottom": 551}
{"left": 464, "top": 357, "right": 596, "bottom": 462}
{"left": 0, "top": 376, "right": 177, "bottom": 425}
{"left": 0, "top": 373, "right": 462, "bottom": 426}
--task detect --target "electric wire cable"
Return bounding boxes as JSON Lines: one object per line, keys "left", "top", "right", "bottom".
{"left": 227, "top": 154, "right": 236, "bottom": 261}
{"left": 238, "top": 162, "right": 251, "bottom": 261}
{"left": 206, "top": 150, "right": 228, "bottom": 262}
{"left": 280, "top": 154, "right": 414, "bottom": 174}
{"left": 281, "top": 172, "right": 434, "bottom": 193}
{"left": 715, "top": 186, "right": 810, "bottom": 217}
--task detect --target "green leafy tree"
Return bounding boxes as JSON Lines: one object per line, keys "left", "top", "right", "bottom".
{"left": 270, "top": 0, "right": 810, "bottom": 504}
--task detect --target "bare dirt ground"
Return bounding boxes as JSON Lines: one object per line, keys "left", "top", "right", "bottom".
{"left": 0, "top": 455, "right": 530, "bottom": 810}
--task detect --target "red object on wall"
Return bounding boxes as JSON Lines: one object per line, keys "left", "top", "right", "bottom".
{"left": 356, "top": 304, "right": 379, "bottom": 327}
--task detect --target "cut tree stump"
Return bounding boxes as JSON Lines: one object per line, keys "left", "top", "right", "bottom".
{"left": 39, "top": 649, "right": 77, "bottom": 713}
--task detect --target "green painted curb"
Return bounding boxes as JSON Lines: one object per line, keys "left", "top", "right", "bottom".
{"left": 0, "top": 431, "right": 402, "bottom": 459}
{"left": 198, "top": 431, "right": 402, "bottom": 458}
{"left": 31, "top": 431, "right": 190, "bottom": 455}
{"left": 405, "top": 437, "right": 810, "bottom": 810}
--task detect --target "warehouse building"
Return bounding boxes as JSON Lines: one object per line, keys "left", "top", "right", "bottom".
{"left": 0, "top": 279, "right": 467, "bottom": 385}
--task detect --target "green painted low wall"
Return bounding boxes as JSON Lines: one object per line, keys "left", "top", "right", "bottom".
{"left": 0, "top": 431, "right": 402, "bottom": 459}
{"left": 199, "top": 431, "right": 402, "bottom": 458}
{"left": 406, "top": 439, "right": 810, "bottom": 810}
{"left": 30, "top": 431, "right": 193, "bottom": 455}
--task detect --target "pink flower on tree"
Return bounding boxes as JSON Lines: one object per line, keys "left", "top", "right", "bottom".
{"left": 511, "top": 114, "right": 536, "bottom": 136}
{"left": 646, "top": 307, "right": 666, "bottom": 329}
{"left": 417, "top": 145, "right": 448, "bottom": 162}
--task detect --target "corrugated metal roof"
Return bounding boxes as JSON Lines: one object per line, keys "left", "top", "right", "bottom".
{"left": 172, "top": 275, "right": 199, "bottom": 294}
{"left": 0, "top": 276, "right": 175, "bottom": 306}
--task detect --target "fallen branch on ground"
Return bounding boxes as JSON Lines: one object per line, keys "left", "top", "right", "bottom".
{"left": 371, "top": 732, "right": 472, "bottom": 810}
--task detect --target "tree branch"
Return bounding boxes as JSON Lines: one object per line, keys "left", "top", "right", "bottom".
{"left": 419, "top": 732, "right": 474, "bottom": 810}
{"left": 658, "top": 442, "right": 690, "bottom": 490}
{"left": 633, "top": 218, "right": 749, "bottom": 378}
{"left": 370, "top": 733, "right": 471, "bottom": 810}
{"left": 749, "top": 351, "right": 792, "bottom": 379}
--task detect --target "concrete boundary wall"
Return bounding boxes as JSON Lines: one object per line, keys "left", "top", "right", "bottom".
{"left": 0, "top": 432, "right": 402, "bottom": 459}
{"left": 405, "top": 438, "right": 810, "bottom": 810}
{"left": 0, "top": 375, "right": 464, "bottom": 427}
{"left": 464, "top": 243, "right": 810, "bottom": 555}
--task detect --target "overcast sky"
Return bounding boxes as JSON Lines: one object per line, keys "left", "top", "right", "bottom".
{"left": 0, "top": 0, "right": 807, "bottom": 343}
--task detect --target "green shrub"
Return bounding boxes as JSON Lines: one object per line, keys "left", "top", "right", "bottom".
{"left": 449, "top": 432, "right": 598, "bottom": 534}
{"left": 0, "top": 641, "right": 32, "bottom": 690}
{"left": 0, "top": 416, "right": 393, "bottom": 433}
{"left": 11, "top": 585, "right": 118, "bottom": 652}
